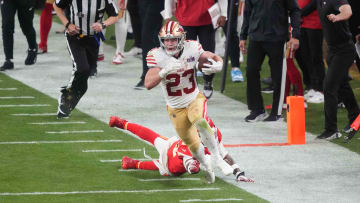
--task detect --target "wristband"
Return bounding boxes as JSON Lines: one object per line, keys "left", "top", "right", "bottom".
{"left": 101, "top": 23, "right": 107, "bottom": 29}
{"left": 65, "top": 22, "right": 70, "bottom": 29}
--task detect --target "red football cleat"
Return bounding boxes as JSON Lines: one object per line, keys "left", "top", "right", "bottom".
{"left": 109, "top": 116, "right": 127, "bottom": 129}
{"left": 97, "top": 54, "right": 104, "bottom": 61}
{"left": 122, "top": 156, "right": 139, "bottom": 169}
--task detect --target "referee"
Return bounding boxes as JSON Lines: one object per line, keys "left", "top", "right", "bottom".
{"left": 53, "top": 0, "right": 119, "bottom": 119}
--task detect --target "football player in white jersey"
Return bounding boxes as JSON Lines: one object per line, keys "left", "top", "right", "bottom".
{"left": 144, "top": 21, "right": 232, "bottom": 184}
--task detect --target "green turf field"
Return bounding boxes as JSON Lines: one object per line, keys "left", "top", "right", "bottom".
{"left": 0, "top": 73, "right": 266, "bottom": 202}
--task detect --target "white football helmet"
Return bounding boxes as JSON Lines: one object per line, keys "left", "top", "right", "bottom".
{"left": 158, "top": 21, "right": 186, "bottom": 56}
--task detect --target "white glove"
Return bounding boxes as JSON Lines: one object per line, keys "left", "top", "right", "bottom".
{"left": 202, "top": 58, "right": 223, "bottom": 75}
{"left": 158, "top": 63, "right": 180, "bottom": 78}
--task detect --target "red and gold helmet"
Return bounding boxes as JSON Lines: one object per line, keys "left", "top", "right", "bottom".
{"left": 158, "top": 21, "right": 186, "bottom": 56}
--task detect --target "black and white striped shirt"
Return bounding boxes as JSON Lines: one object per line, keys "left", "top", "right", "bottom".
{"left": 55, "top": 0, "right": 118, "bottom": 36}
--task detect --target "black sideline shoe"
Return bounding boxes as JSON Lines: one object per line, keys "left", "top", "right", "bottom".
{"left": 245, "top": 110, "right": 267, "bottom": 122}
{"left": 25, "top": 49, "right": 37, "bottom": 65}
{"left": 263, "top": 114, "right": 282, "bottom": 122}
{"left": 134, "top": 79, "right": 145, "bottom": 90}
{"left": 316, "top": 130, "right": 342, "bottom": 140}
{"left": 0, "top": 60, "right": 14, "bottom": 71}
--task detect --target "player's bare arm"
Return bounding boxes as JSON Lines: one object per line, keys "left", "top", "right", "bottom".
{"left": 145, "top": 67, "right": 163, "bottom": 90}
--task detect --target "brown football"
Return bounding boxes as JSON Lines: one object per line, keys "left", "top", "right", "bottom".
{"left": 197, "top": 58, "right": 212, "bottom": 71}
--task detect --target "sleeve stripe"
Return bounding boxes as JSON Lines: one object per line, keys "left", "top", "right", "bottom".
{"left": 147, "top": 62, "right": 157, "bottom": 65}
{"left": 146, "top": 59, "right": 156, "bottom": 61}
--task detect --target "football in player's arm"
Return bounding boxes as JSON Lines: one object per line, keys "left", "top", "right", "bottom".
{"left": 109, "top": 116, "right": 254, "bottom": 182}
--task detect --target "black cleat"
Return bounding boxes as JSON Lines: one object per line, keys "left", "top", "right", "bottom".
{"left": 263, "top": 114, "right": 282, "bottom": 122}
{"left": 25, "top": 49, "right": 37, "bottom": 65}
{"left": 203, "top": 81, "right": 213, "bottom": 99}
{"left": 57, "top": 89, "right": 71, "bottom": 119}
{"left": 344, "top": 130, "right": 357, "bottom": 143}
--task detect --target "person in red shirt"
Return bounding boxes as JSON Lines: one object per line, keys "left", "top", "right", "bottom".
{"left": 109, "top": 115, "right": 254, "bottom": 182}
{"left": 164, "top": 0, "right": 228, "bottom": 99}
{"left": 297, "top": 0, "right": 325, "bottom": 104}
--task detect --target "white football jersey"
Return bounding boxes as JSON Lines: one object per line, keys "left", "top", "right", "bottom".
{"left": 147, "top": 40, "right": 204, "bottom": 108}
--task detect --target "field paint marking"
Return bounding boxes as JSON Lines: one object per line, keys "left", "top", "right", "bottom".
{"left": 101, "top": 158, "right": 147, "bottom": 162}
{"left": 12, "top": 113, "right": 57, "bottom": 116}
{"left": 0, "top": 96, "right": 35, "bottom": 99}
{"left": 180, "top": 198, "right": 243, "bottom": 202}
{"left": 0, "top": 140, "right": 122, "bottom": 145}
{"left": 139, "top": 178, "right": 200, "bottom": 182}
{"left": 0, "top": 88, "right": 17, "bottom": 90}
{"left": 0, "top": 188, "right": 220, "bottom": 196}
{"left": 29, "top": 121, "right": 86, "bottom": 125}
{"left": 83, "top": 149, "right": 141, "bottom": 152}
{"left": 0, "top": 104, "right": 50, "bottom": 107}
{"left": 118, "top": 169, "right": 139, "bottom": 172}
{"left": 46, "top": 130, "right": 104, "bottom": 134}
{"left": 224, "top": 143, "right": 289, "bottom": 148}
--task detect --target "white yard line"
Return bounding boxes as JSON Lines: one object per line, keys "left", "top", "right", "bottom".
{"left": 12, "top": 113, "right": 57, "bottom": 116}
{"left": 180, "top": 198, "right": 242, "bottom": 202}
{"left": 29, "top": 121, "right": 86, "bottom": 125}
{"left": 0, "top": 96, "right": 34, "bottom": 99}
{"left": 0, "top": 88, "right": 17, "bottom": 90}
{"left": 118, "top": 169, "right": 139, "bottom": 172}
{"left": 45, "top": 130, "right": 103, "bottom": 134}
{"left": 0, "top": 188, "right": 220, "bottom": 196}
{"left": 0, "top": 104, "right": 50, "bottom": 107}
{"left": 0, "top": 140, "right": 122, "bottom": 145}
{"left": 101, "top": 159, "right": 147, "bottom": 163}
{"left": 82, "top": 149, "right": 141, "bottom": 152}
{"left": 139, "top": 178, "right": 200, "bottom": 182}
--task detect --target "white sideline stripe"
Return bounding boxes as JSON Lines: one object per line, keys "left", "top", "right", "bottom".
{"left": 0, "top": 104, "right": 50, "bottom": 107}
{"left": 0, "top": 140, "right": 122, "bottom": 145}
{"left": 29, "top": 121, "right": 86, "bottom": 125}
{"left": 0, "top": 188, "right": 220, "bottom": 196}
{"left": 12, "top": 113, "right": 57, "bottom": 116}
{"left": 118, "top": 169, "right": 138, "bottom": 172}
{"left": 180, "top": 198, "right": 243, "bottom": 202}
{"left": 0, "top": 88, "right": 17, "bottom": 90}
{"left": 139, "top": 178, "right": 200, "bottom": 182}
{"left": 46, "top": 130, "right": 103, "bottom": 134}
{"left": 83, "top": 149, "right": 141, "bottom": 152}
{"left": 101, "top": 158, "right": 147, "bottom": 162}
{"left": 0, "top": 96, "right": 35, "bottom": 99}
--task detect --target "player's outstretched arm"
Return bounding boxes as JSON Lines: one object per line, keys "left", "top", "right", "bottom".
{"left": 223, "top": 154, "right": 254, "bottom": 182}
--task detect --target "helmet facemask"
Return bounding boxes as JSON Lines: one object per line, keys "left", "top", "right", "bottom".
{"left": 158, "top": 21, "right": 186, "bottom": 56}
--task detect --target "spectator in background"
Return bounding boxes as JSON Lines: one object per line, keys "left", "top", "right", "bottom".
{"left": 225, "top": 0, "right": 244, "bottom": 83}
{"left": 239, "top": 0, "right": 301, "bottom": 122}
{"left": 348, "top": 0, "right": 360, "bottom": 72}
{"left": 112, "top": 0, "right": 128, "bottom": 65}
{"left": 134, "top": 0, "right": 164, "bottom": 90}
{"left": 38, "top": 0, "right": 55, "bottom": 54}
{"left": 302, "top": 0, "right": 359, "bottom": 140}
{"left": 297, "top": 0, "right": 325, "bottom": 104}
{"left": 164, "top": 0, "right": 228, "bottom": 99}
{"left": 123, "top": 0, "right": 142, "bottom": 57}
{"left": 0, "top": 0, "right": 38, "bottom": 71}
